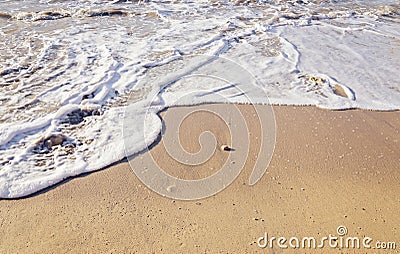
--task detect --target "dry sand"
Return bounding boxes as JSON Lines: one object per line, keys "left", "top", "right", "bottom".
{"left": 0, "top": 105, "right": 399, "bottom": 253}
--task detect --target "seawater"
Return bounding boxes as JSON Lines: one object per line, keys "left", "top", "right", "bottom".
{"left": 0, "top": 0, "right": 399, "bottom": 198}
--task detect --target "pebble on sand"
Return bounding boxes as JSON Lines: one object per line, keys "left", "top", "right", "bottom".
{"left": 220, "top": 145, "right": 232, "bottom": 151}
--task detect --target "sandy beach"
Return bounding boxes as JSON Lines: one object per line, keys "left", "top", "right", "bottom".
{"left": 1, "top": 105, "right": 399, "bottom": 253}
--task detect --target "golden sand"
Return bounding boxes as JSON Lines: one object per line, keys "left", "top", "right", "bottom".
{"left": 0, "top": 105, "right": 399, "bottom": 253}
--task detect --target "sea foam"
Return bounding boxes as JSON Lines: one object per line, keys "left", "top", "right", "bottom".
{"left": 0, "top": 0, "right": 399, "bottom": 198}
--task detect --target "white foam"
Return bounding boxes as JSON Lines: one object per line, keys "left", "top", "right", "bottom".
{"left": 0, "top": 0, "right": 399, "bottom": 198}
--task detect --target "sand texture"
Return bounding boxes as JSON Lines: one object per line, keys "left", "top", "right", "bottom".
{"left": 0, "top": 105, "right": 399, "bottom": 253}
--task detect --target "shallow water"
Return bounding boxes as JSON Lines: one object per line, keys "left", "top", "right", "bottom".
{"left": 0, "top": 0, "right": 399, "bottom": 198}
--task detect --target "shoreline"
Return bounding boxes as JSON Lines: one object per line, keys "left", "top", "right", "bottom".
{"left": 1, "top": 105, "right": 399, "bottom": 253}
{"left": 2, "top": 104, "right": 399, "bottom": 201}
{"left": 15, "top": 104, "right": 400, "bottom": 200}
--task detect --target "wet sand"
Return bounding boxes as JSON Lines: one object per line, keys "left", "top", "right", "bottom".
{"left": 0, "top": 105, "right": 399, "bottom": 253}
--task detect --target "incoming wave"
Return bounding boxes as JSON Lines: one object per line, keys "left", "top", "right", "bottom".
{"left": 0, "top": 0, "right": 399, "bottom": 198}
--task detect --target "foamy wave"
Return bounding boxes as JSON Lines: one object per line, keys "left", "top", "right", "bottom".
{"left": 0, "top": 0, "right": 399, "bottom": 198}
